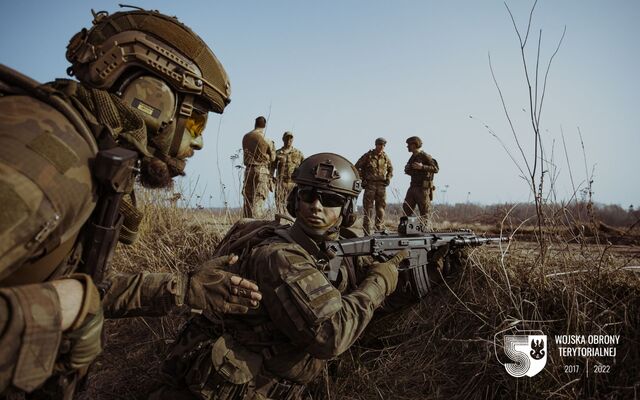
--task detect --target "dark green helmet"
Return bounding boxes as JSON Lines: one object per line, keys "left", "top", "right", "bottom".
{"left": 288, "top": 153, "right": 362, "bottom": 227}
{"left": 291, "top": 153, "right": 362, "bottom": 198}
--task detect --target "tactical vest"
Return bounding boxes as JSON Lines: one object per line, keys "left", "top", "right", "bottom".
{"left": 0, "top": 64, "right": 140, "bottom": 288}
{"left": 274, "top": 147, "right": 303, "bottom": 181}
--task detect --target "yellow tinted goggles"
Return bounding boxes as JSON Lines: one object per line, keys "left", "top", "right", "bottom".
{"left": 185, "top": 111, "right": 208, "bottom": 138}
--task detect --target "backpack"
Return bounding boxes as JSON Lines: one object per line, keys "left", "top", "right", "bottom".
{"left": 211, "top": 216, "right": 293, "bottom": 260}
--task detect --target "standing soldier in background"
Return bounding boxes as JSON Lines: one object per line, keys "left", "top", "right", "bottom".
{"left": 0, "top": 8, "right": 260, "bottom": 399}
{"left": 355, "top": 137, "right": 393, "bottom": 234}
{"left": 242, "top": 116, "right": 276, "bottom": 218}
{"left": 402, "top": 136, "right": 439, "bottom": 223}
{"left": 272, "top": 131, "right": 304, "bottom": 215}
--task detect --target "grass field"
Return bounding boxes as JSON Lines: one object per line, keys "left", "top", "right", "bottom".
{"left": 78, "top": 189, "right": 640, "bottom": 399}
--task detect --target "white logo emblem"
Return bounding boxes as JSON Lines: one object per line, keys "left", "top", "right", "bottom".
{"left": 502, "top": 334, "right": 547, "bottom": 377}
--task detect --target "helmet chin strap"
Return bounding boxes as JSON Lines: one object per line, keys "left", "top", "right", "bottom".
{"left": 169, "top": 94, "right": 194, "bottom": 158}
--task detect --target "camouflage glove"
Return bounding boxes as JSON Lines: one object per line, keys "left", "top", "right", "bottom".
{"left": 368, "top": 250, "right": 409, "bottom": 295}
{"left": 186, "top": 255, "right": 262, "bottom": 315}
{"left": 64, "top": 274, "right": 104, "bottom": 370}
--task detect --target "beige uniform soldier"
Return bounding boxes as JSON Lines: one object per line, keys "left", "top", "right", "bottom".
{"left": 153, "top": 153, "right": 407, "bottom": 400}
{"left": 355, "top": 137, "right": 393, "bottom": 234}
{"left": 272, "top": 131, "right": 304, "bottom": 215}
{"left": 0, "top": 9, "right": 260, "bottom": 398}
{"left": 402, "top": 136, "right": 439, "bottom": 222}
{"left": 242, "top": 116, "right": 276, "bottom": 218}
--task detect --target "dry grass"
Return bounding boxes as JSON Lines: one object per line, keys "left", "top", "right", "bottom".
{"left": 78, "top": 190, "right": 640, "bottom": 399}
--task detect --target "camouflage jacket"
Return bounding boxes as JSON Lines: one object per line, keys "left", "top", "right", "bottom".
{"left": 212, "top": 222, "right": 389, "bottom": 385}
{"left": 0, "top": 66, "right": 188, "bottom": 395}
{"left": 404, "top": 150, "right": 439, "bottom": 187}
{"left": 355, "top": 150, "right": 393, "bottom": 185}
{"left": 242, "top": 128, "right": 276, "bottom": 168}
{"left": 272, "top": 146, "right": 304, "bottom": 181}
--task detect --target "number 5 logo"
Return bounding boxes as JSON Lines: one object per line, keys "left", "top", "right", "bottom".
{"left": 502, "top": 334, "right": 547, "bottom": 377}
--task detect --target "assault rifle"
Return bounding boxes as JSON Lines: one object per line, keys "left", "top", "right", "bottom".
{"left": 324, "top": 216, "right": 509, "bottom": 298}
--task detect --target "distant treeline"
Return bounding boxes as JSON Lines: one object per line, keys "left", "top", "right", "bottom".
{"left": 383, "top": 202, "right": 640, "bottom": 228}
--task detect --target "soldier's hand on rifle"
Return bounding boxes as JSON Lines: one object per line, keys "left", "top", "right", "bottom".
{"left": 368, "top": 250, "right": 409, "bottom": 296}
{"left": 186, "top": 255, "right": 262, "bottom": 314}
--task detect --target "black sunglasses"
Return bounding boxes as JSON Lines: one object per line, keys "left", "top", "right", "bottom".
{"left": 298, "top": 188, "right": 346, "bottom": 207}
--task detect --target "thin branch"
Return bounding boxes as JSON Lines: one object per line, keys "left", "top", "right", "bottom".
{"left": 488, "top": 52, "right": 533, "bottom": 178}
{"left": 537, "top": 25, "right": 567, "bottom": 129}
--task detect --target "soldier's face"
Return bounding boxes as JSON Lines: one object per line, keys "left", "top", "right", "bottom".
{"left": 407, "top": 143, "right": 417, "bottom": 152}
{"left": 296, "top": 188, "right": 344, "bottom": 233}
{"left": 375, "top": 143, "right": 385, "bottom": 153}
{"left": 284, "top": 137, "right": 293, "bottom": 147}
{"left": 175, "top": 110, "right": 207, "bottom": 159}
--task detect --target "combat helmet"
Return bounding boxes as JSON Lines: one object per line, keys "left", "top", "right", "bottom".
{"left": 66, "top": 8, "right": 230, "bottom": 113}
{"left": 66, "top": 8, "right": 231, "bottom": 161}
{"left": 287, "top": 153, "right": 362, "bottom": 227}
{"left": 406, "top": 136, "right": 423, "bottom": 148}
{"left": 375, "top": 137, "right": 387, "bottom": 145}
{"left": 282, "top": 131, "right": 294, "bottom": 140}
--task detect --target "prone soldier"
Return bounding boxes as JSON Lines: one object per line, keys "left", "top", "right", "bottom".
{"left": 271, "top": 131, "right": 304, "bottom": 216}
{"left": 0, "top": 8, "right": 260, "bottom": 398}
{"left": 402, "top": 136, "right": 439, "bottom": 223}
{"left": 355, "top": 137, "right": 393, "bottom": 234}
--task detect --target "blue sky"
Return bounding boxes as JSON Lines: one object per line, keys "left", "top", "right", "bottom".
{"left": 2, "top": 1, "right": 638, "bottom": 208}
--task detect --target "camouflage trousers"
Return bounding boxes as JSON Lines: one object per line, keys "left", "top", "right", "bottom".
{"left": 362, "top": 183, "right": 387, "bottom": 234}
{"left": 242, "top": 166, "right": 271, "bottom": 219}
{"left": 402, "top": 184, "right": 432, "bottom": 222}
{"left": 274, "top": 179, "right": 295, "bottom": 216}
{"left": 150, "top": 318, "right": 305, "bottom": 400}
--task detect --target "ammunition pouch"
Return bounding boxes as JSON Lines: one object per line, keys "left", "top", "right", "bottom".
{"left": 211, "top": 334, "right": 263, "bottom": 385}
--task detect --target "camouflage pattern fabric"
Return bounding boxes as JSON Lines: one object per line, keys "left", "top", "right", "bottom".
{"left": 402, "top": 150, "right": 438, "bottom": 221}
{"left": 153, "top": 222, "right": 391, "bottom": 399}
{"left": 272, "top": 147, "right": 304, "bottom": 215}
{"left": 242, "top": 166, "right": 272, "bottom": 219}
{"left": 0, "top": 75, "right": 198, "bottom": 397}
{"left": 242, "top": 128, "right": 275, "bottom": 218}
{"left": 362, "top": 183, "right": 388, "bottom": 234}
{"left": 355, "top": 150, "right": 393, "bottom": 234}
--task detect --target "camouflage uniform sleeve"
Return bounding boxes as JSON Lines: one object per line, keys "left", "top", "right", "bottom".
{"left": 268, "top": 139, "right": 277, "bottom": 163}
{"left": 255, "top": 245, "right": 387, "bottom": 359}
{"left": 0, "top": 283, "right": 63, "bottom": 393}
{"left": 354, "top": 153, "right": 368, "bottom": 177}
{"left": 386, "top": 154, "right": 393, "bottom": 179}
{"left": 270, "top": 149, "right": 280, "bottom": 177}
{"left": 101, "top": 272, "right": 184, "bottom": 318}
{"left": 422, "top": 153, "right": 439, "bottom": 174}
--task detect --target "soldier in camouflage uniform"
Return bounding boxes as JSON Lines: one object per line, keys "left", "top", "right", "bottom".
{"left": 153, "top": 153, "right": 407, "bottom": 400}
{"left": 355, "top": 137, "right": 393, "bottom": 234}
{"left": 0, "top": 9, "right": 261, "bottom": 399}
{"left": 242, "top": 117, "right": 276, "bottom": 218}
{"left": 271, "top": 131, "right": 304, "bottom": 216}
{"left": 402, "top": 136, "right": 439, "bottom": 223}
